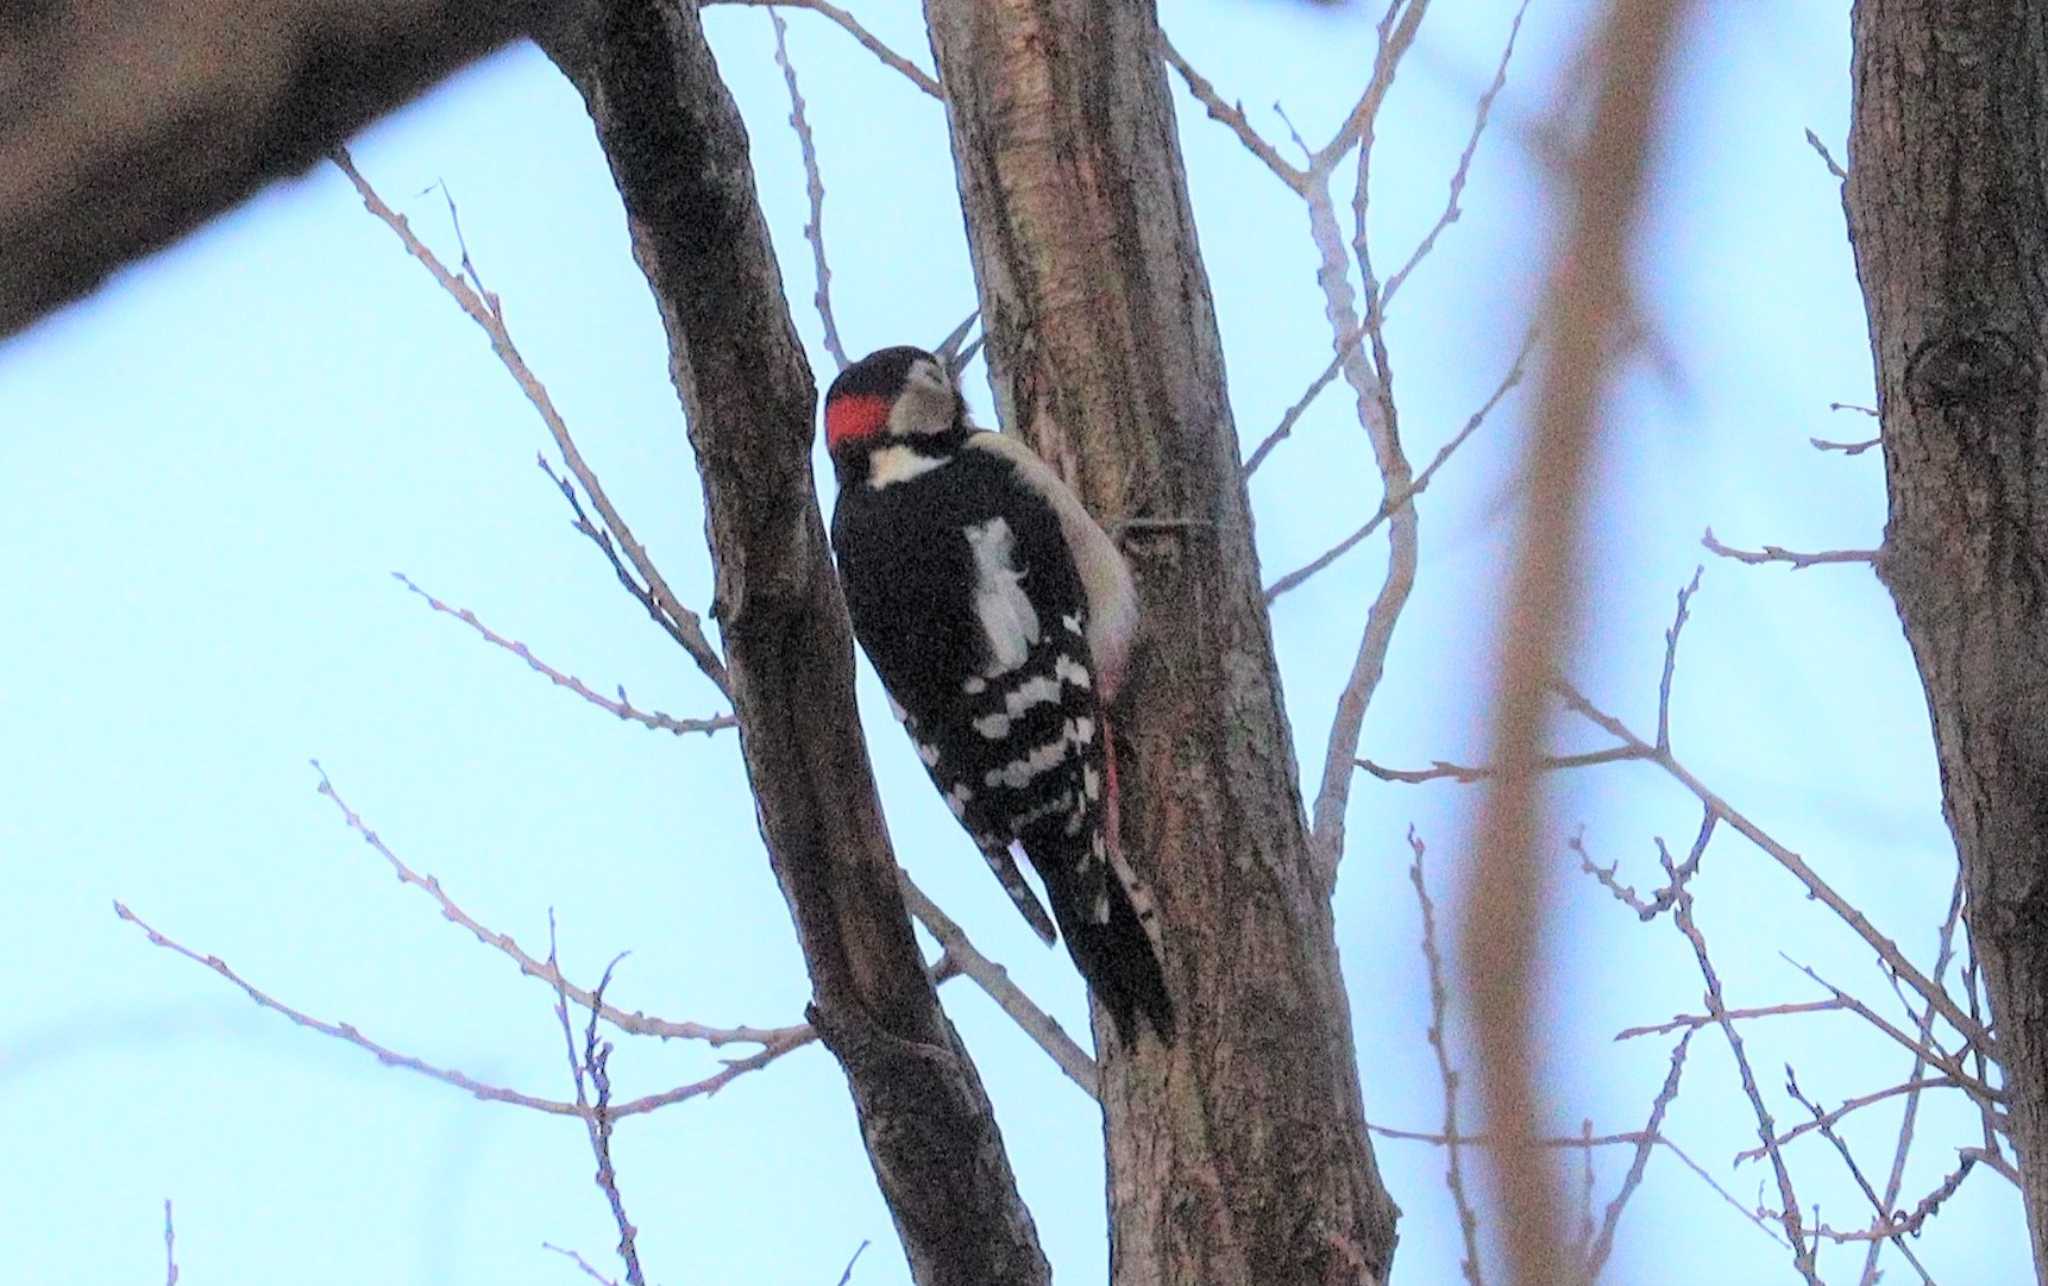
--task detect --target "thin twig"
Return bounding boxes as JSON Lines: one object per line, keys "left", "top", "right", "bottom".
{"left": 1363, "top": 1117, "right": 1778, "bottom": 1245}
{"left": 1803, "top": 128, "right": 1849, "bottom": 182}
{"left": 710, "top": 0, "right": 942, "bottom": 98}
{"left": 1615, "top": 999, "right": 1846, "bottom": 1042}
{"left": 1266, "top": 327, "right": 1532, "bottom": 602}
{"left": 1409, "top": 830, "right": 1483, "bottom": 1285}
{"left": 771, "top": 9, "right": 847, "bottom": 370}
{"left": 1780, "top": 1151, "right": 1979, "bottom": 1244}
{"left": 1703, "top": 527, "right": 1878, "bottom": 570}
{"left": 1159, "top": 35, "right": 1305, "bottom": 189}
{"left": 1663, "top": 851, "right": 1821, "bottom": 1281}
{"left": 1587, "top": 1032, "right": 1695, "bottom": 1277}
{"left": 834, "top": 1241, "right": 871, "bottom": 1286}
{"left": 554, "top": 944, "right": 646, "bottom": 1286}
{"left": 1779, "top": 957, "right": 2000, "bottom": 1105}
{"left": 332, "top": 148, "right": 729, "bottom": 695}
{"left": 1380, "top": 0, "right": 1529, "bottom": 309}
{"left": 311, "top": 761, "right": 795, "bottom": 1047}
{"left": 1861, "top": 867, "right": 1966, "bottom": 1285}
{"left": 163, "top": 1199, "right": 178, "bottom": 1286}
{"left": 1811, "top": 436, "right": 1880, "bottom": 456}
{"left": 1829, "top": 401, "right": 1880, "bottom": 417}
{"left": 542, "top": 1242, "right": 621, "bottom": 1286}
{"left": 392, "top": 573, "right": 735, "bottom": 737}
{"left": 115, "top": 899, "right": 583, "bottom": 1115}
{"left": 1784, "top": 1068, "right": 1936, "bottom": 1285}
{"left": 897, "top": 871, "right": 1097, "bottom": 1095}
{"left": 1240, "top": 326, "right": 1366, "bottom": 478}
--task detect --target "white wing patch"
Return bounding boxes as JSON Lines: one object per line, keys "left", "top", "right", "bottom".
{"left": 963, "top": 517, "right": 1041, "bottom": 674}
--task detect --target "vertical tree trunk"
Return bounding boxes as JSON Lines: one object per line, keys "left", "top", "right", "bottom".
{"left": 539, "top": 7, "right": 1047, "bottom": 1283}
{"left": 923, "top": 3, "right": 1402, "bottom": 1282}
{"left": 1845, "top": 2, "right": 2048, "bottom": 1274}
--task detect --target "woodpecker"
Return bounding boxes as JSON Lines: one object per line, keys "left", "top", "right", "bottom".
{"left": 824, "top": 316, "right": 1174, "bottom": 1044}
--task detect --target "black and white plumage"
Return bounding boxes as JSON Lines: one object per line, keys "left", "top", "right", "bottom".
{"left": 823, "top": 324, "right": 1173, "bottom": 1044}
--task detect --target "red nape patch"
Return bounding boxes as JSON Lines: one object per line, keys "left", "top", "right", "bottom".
{"left": 825, "top": 393, "right": 890, "bottom": 453}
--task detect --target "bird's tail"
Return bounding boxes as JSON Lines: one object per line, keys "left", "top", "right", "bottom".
{"left": 1025, "top": 719, "right": 1174, "bottom": 1044}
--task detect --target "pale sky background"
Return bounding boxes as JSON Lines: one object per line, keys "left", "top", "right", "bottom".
{"left": 1, "top": 3, "right": 2026, "bottom": 1283}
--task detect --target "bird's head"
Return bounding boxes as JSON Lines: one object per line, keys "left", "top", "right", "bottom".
{"left": 823, "top": 313, "right": 983, "bottom": 468}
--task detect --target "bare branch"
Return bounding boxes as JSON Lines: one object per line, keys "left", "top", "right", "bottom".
{"left": 1586, "top": 1032, "right": 1693, "bottom": 1277}
{"left": 1380, "top": 0, "right": 1530, "bottom": 310}
{"left": 1779, "top": 1150, "right": 1980, "bottom": 1244}
{"left": 835, "top": 1241, "right": 871, "bottom": 1286}
{"left": 163, "top": 1199, "right": 178, "bottom": 1286}
{"left": 1861, "top": 867, "right": 1967, "bottom": 1284}
{"left": 1241, "top": 326, "right": 1365, "bottom": 478}
{"left": 1783, "top": 1068, "right": 1935, "bottom": 1284}
{"left": 770, "top": 9, "right": 848, "bottom": 370}
{"left": 1703, "top": 527, "right": 1878, "bottom": 571}
{"left": 1159, "top": 36, "right": 1305, "bottom": 189}
{"left": 392, "top": 573, "right": 735, "bottom": 736}
{"left": 1829, "top": 401, "right": 1880, "bottom": 417}
{"left": 1811, "top": 436, "right": 1881, "bottom": 456}
{"left": 1803, "top": 128, "right": 1849, "bottom": 182}
{"left": 332, "top": 148, "right": 730, "bottom": 695}
{"left": 711, "top": 0, "right": 942, "bottom": 99}
{"left": 1662, "top": 851, "right": 1821, "bottom": 1281}
{"left": 1265, "top": 328, "right": 1532, "bottom": 602}
{"left": 114, "top": 899, "right": 582, "bottom": 1116}
{"left": 543, "top": 1243, "right": 621, "bottom": 1286}
{"left": 1780, "top": 958, "right": 2002, "bottom": 1105}
{"left": 553, "top": 947, "right": 647, "bottom": 1286}
{"left": 896, "top": 872, "right": 1098, "bottom": 1096}
{"left": 1755, "top": 1075, "right": 1961, "bottom": 1163}
{"left": 1409, "top": 831, "right": 1483, "bottom": 1285}
{"left": 1320, "top": 0, "right": 1431, "bottom": 171}
{"left": 1615, "top": 1000, "right": 1847, "bottom": 1042}
{"left": 311, "top": 761, "right": 793, "bottom": 1047}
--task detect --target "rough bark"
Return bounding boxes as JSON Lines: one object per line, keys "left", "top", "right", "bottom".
{"left": 0, "top": 0, "right": 545, "bottom": 338}
{"left": 538, "top": 7, "right": 1047, "bottom": 1284}
{"left": 923, "top": 3, "right": 1402, "bottom": 1282}
{"left": 1845, "top": 1, "right": 2048, "bottom": 1273}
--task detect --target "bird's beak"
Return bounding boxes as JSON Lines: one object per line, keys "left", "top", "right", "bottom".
{"left": 933, "top": 310, "right": 984, "bottom": 382}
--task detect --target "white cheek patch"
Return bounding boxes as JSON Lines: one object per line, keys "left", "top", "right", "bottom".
{"left": 867, "top": 444, "right": 947, "bottom": 489}
{"left": 963, "top": 517, "right": 1041, "bottom": 674}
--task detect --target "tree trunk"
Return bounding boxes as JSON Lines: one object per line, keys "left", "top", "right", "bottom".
{"left": 923, "top": 3, "right": 1402, "bottom": 1282}
{"left": 1845, "top": 1, "right": 2048, "bottom": 1273}
{"left": 0, "top": 0, "right": 545, "bottom": 338}
{"left": 539, "top": 7, "right": 1047, "bottom": 1283}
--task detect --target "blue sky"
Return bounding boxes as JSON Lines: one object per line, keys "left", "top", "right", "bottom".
{"left": 0, "top": 3, "right": 2025, "bottom": 1282}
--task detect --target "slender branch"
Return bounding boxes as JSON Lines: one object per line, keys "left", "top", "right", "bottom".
{"left": 709, "top": 0, "right": 942, "bottom": 98}
{"left": 332, "top": 147, "right": 729, "bottom": 695}
{"left": 115, "top": 899, "right": 582, "bottom": 1115}
{"left": 1615, "top": 999, "right": 1846, "bottom": 1042}
{"left": 1783, "top": 1068, "right": 1934, "bottom": 1284}
{"left": 1586, "top": 1032, "right": 1694, "bottom": 1277}
{"left": 392, "top": 573, "right": 735, "bottom": 736}
{"left": 1409, "top": 831, "right": 1483, "bottom": 1285}
{"left": 163, "top": 1199, "right": 178, "bottom": 1286}
{"left": 1241, "top": 326, "right": 1365, "bottom": 478}
{"left": 1803, "top": 128, "right": 1849, "bottom": 182}
{"left": 553, "top": 946, "right": 646, "bottom": 1286}
{"left": 1379, "top": 0, "right": 1529, "bottom": 310}
{"left": 1318, "top": 0, "right": 1431, "bottom": 172}
{"left": 1265, "top": 328, "right": 1531, "bottom": 602}
{"left": 1363, "top": 1114, "right": 1779, "bottom": 1247}
{"left": 1159, "top": 36, "right": 1305, "bottom": 189}
{"left": 1663, "top": 851, "right": 1820, "bottom": 1282}
{"left": 1777, "top": 1151, "right": 1980, "bottom": 1244}
{"left": 770, "top": 9, "right": 847, "bottom": 369}
{"left": 310, "top": 761, "right": 792, "bottom": 1046}
{"left": 1703, "top": 527, "right": 1878, "bottom": 570}
{"left": 543, "top": 1243, "right": 621, "bottom": 1286}
{"left": 895, "top": 871, "right": 1098, "bottom": 1096}
{"left": 1829, "top": 401, "right": 1880, "bottom": 417}
{"left": 835, "top": 1241, "right": 871, "bottom": 1286}
{"left": 1861, "top": 867, "right": 1966, "bottom": 1285}
{"left": 1746, "top": 1077, "right": 1962, "bottom": 1163}
{"left": 1811, "top": 436, "right": 1880, "bottom": 456}
{"left": 1779, "top": 957, "right": 2001, "bottom": 1105}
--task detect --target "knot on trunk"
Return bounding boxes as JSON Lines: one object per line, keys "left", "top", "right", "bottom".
{"left": 1904, "top": 329, "right": 2037, "bottom": 416}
